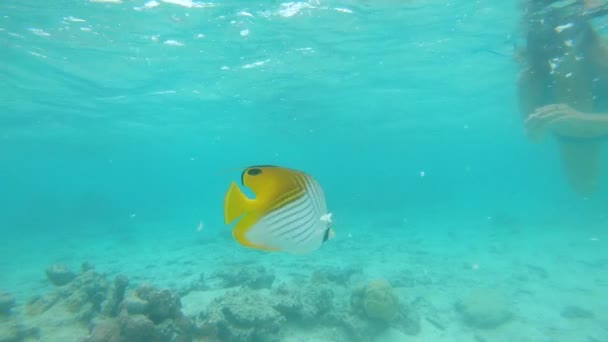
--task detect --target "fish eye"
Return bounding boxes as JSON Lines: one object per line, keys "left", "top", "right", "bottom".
{"left": 247, "top": 168, "right": 262, "bottom": 176}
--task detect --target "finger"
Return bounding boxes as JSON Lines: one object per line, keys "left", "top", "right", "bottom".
{"left": 527, "top": 108, "right": 567, "bottom": 130}
{"left": 533, "top": 104, "right": 564, "bottom": 116}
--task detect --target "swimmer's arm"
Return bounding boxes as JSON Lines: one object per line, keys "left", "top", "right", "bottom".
{"left": 517, "top": 68, "right": 548, "bottom": 141}
{"left": 578, "top": 113, "right": 608, "bottom": 137}
{"left": 516, "top": 68, "right": 544, "bottom": 122}
{"left": 527, "top": 105, "right": 608, "bottom": 139}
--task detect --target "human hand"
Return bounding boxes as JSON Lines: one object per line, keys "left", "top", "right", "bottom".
{"left": 525, "top": 104, "right": 595, "bottom": 140}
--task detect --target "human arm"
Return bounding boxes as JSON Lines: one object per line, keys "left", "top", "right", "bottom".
{"left": 525, "top": 104, "right": 608, "bottom": 139}
{"left": 516, "top": 67, "right": 548, "bottom": 141}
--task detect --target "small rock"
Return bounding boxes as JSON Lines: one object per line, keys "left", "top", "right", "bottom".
{"left": 81, "top": 262, "right": 95, "bottom": 273}
{"left": 214, "top": 265, "right": 275, "bottom": 289}
{"left": 135, "top": 285, "right": 181, "bottom": 323}
{"left": 119, "top": 314, "right": 161, "bottom": 342}
{"left": 121, "top": 293, "right": 149, "bottom": 316}
{"left": 561, "top": 305, "right": 595, "bottom": 319}
{"left": 46, "top": 264, "right": 77, "bottom": 286}
{"left": 101, "top": 275, "right": 129, "bottom": 316}
{"left": 455, "top": 288, "right": 512, "bottom": 329}
{"left": 25, "top": 292, "right": 60, "bottom": 316}
{"left": 311, "top": 266, "right": 362, "bottom": 285}
{"left": 201, "top": 289, "right": 285, "bottom": 341}
{"left": 87, "top": 318, "right": 120, "bottom": 342}
{"left": 0, "top": 323, "right": 40, "bottom": 341}
{"left": 0, "top": 291, "right": 16, "bottom": 315}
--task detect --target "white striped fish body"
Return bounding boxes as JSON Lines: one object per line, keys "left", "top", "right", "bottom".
{"left": 246, "top": 173, "right": 330, "bottom": 254}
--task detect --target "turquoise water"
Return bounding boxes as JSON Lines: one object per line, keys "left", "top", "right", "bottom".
{"left": 1, "top": 0, "right": 607, "bottom": 341}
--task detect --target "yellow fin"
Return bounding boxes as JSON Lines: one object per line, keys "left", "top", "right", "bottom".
{"left": 223, "top": 182, "right": 249, "bottom": 224}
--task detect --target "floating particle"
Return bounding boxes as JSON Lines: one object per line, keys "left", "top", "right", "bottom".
{"left": 164, "top": 39, "right": 184, "bottom": 46}
{"left": 242, "top": 59, "right": 268, "bottom": 69}
{"left": 334, "top": 7, "right": 353, "bottom": 13}
{"left": 162, "top": 0, "right": 194, "bottom": 7}
{"left": 64, "top": 16, "right": 86, "bottom": 22}
{"left": 554, "top": 22, "right": 573, "bottom": 33}
{"left": 28, "top": 28, "right": 51, "bottom": 37}
{"left": 420, "top": 171, "right": 425, "bottom": 177}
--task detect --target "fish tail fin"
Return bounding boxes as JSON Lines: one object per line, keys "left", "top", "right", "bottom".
{"left": 223, "top": 182, "right": 249, "bottom": 224}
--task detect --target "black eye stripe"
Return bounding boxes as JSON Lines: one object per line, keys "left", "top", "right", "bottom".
{"left": 247, "top": 168, "right": 262, "bottom": 176}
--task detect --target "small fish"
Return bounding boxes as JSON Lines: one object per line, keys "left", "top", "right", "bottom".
{"left": 223, "top": 165, "right": 335, "bottom": 254}
{"left": 196, "top": 220, "right": 204, "bottom": 232}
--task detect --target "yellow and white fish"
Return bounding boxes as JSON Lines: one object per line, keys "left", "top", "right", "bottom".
{"left": 223, "top": 165, "right": 335, "bottom": 254}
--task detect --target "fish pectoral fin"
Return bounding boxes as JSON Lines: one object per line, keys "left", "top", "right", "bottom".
{"left": 320, "top": 212, "right": 333, "bottom": 223}
{"left": 223, "top": 182, "right": 250, "bottom": 224}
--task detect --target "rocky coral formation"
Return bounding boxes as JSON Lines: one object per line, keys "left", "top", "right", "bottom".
{"left": 346, "top": 278, "right": 420, "bottom": 339}
{"left": 0, "top": 322, "right": 40, "bottom": 342}
{"left": 360, "top": 279, "right": 399, "bottom": 321}
{"left": 13, "top": 263, "right": 197, "bottom": 342}
{"left": 561, "top": 305, "right": 595, "bottom": 319}
{"left": 45, "top": 263, "right": 77, "bottom": 286}
{"left": 196, "top": 279, "right": 338, "bottom": 342}
{"left": 0, "top": 291, "right": 16, "bottom": 316}
{"left": 87, "top": 283, "right": 196, "bottom": 342}
{"left": 198, "top": 289, "right": 285, "bottom": 342}
{"left": 272, "top": 282, "right": 334, "bottom": 322}
{"left": 455, "top": 288, "right": 512, "bottom": 329}
{"left": 5, "top": 261, "right": 431, "bottom": 342}
{"left": 27, "top": 264, "right": 124, "bottom": 322}
{"left": 212, "top": 265, "right": 275, "bottom": 290}
{"left": 310, "top": 265, "right": 362, "bottom": 286}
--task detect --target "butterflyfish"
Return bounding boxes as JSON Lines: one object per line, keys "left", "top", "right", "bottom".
{"left": 223, "top": 165, "right": 335, "bottom": 254}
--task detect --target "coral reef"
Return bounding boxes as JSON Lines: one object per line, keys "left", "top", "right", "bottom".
{"left": 561, "top": 305, "right": 595, "bottom": 319}
{"left": 455, "top": 288, "right": 512, "bottom": 329}
{"left": 212, "top": 265, "right": 275, "bottom": 290}
{"left": 361, "top": 279, "right": 399, "bottom": 321}
{"left": 86, "top": 282, "right": 196, "bottom": 342}
{"left": 28, "top": 264, "right": 123, "bottom": 322}
{"left": 272, "top": 282, "right": 334, "bottom": 322}
{"left": 194, "top": 273, "right": 422, "bottom": 342}
{"left": 347, "top": 278, "right": 421, "bottom": 339}
{"left": 310, "top": 265, "right": 362, "bottom": 286}
{"left": 198, "top": 289, "right": 285, "bottom": 342}
{"left": 0, "top": 323, "right": 40, "bottom": 342}
{"left": 5, "top": 262, "right": 431, "bottom": 342}
{"left": 7, "top": 263, "right": 197, "bottom": 342}
{"left": 0, "top": 292, "right": 15, "bottom": 316}
{"left": 45, "top": 263, "right": 77, "bottom": 286}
